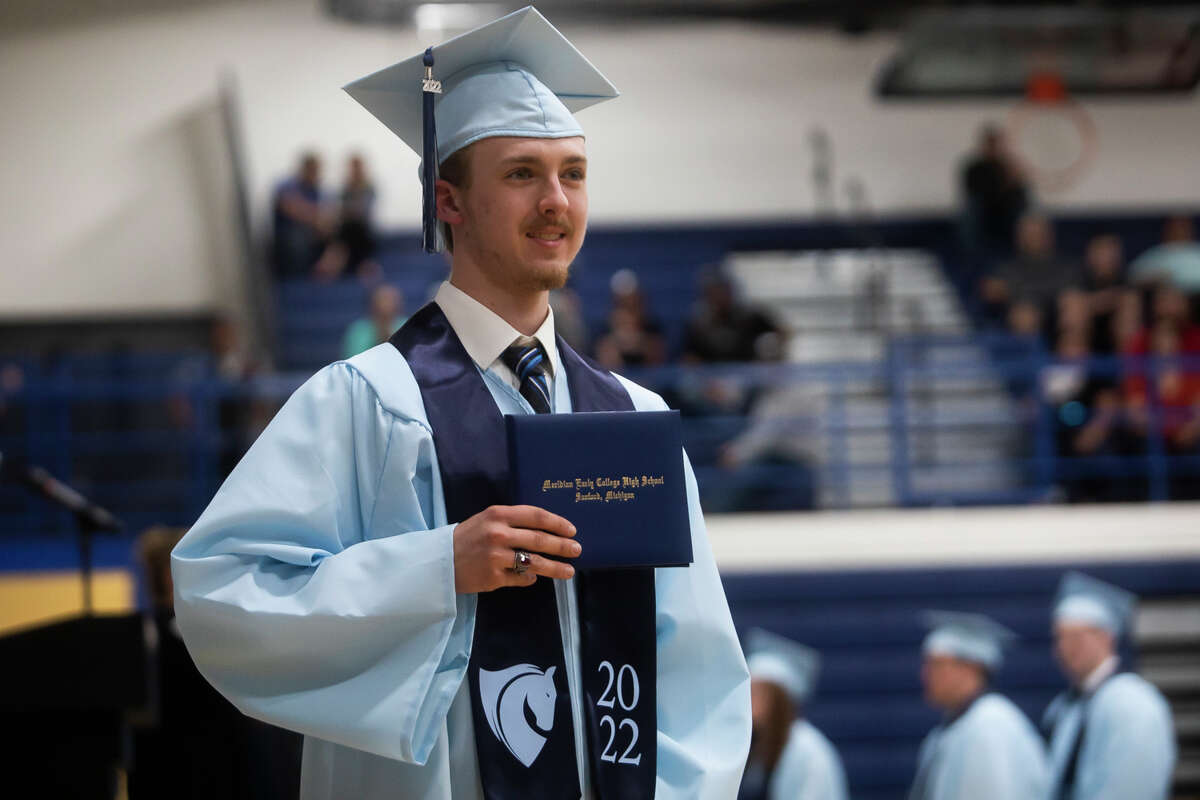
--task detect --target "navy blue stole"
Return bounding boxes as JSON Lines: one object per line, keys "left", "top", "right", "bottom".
{"left": 736, "top": 762, "right": 770, "bottom": 800}
{"left": 391, "top": 302, "right": 658, "bottom": 800}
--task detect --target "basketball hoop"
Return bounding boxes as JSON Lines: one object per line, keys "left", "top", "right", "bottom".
{"left": 1006, "top": 70, "right": 1099, "bottom": 194}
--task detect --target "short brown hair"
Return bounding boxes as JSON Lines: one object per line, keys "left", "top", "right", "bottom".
{"left": 750, "top": 680, "right": 794, "bottom": 775}
{"left": 437, "top": 145, "right": 474, "bottom": 253}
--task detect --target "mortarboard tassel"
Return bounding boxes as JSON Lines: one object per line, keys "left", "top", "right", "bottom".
{"left": 421, "top": 47, "right": 442, "bottom": 253}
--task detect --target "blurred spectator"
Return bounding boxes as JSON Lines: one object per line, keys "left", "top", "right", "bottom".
{"left": 208, "top": 315, "right": 273, "bottom": 476}
{"left": 168, "top": 316, "right": 265, "bottom": 479}
{"left": 1129, "top": 214, "right": 1200, "bottom": 292}
{"left": 1124, "top": 320, "right": 1200, "bottom": 455}
{"left": 985, "top": 214, "right": 1079, "bottom": 336}
{"left": 1074, "top": 234, "right": 1132, "bottom": 354}
{"left": 314, "top": 154, "right": 382, "bottom": 283}
{"left": 342, "top": 285, "right": 407, "bottom": 359}
{"left": 272, "top": 152, "right": 331, "bottom": 278}
{"left": 1121, "top": 285, "right": 1200, "bottom": 355}
{"left": 594, "top": 270, "right": 666, "bottom": 369}
{"left": 210, "top": 314, "right": 256, "bottom": 381}
{"left": 715, "top": 332, "right": 820, "bottom": 511}
{"left": 683, "top": 270, "right": 781, "bottom": 363}
{"left": 549, "top": 287, "right": 589, "bottom": 354}
{"left": 959, "top": 124, "right": 1031, "bottom": 263}
{"left": 1055, "top": 289, "right": 1092, "bottom": 339}
{"left": 1112, "top": 290, "right": 1144, "bottom": 353}
{"left": 978, "top": 272, "right": 1013, "bottom": 331}
{"left": 1043, "top": 326, "right": 1124, "bottom": 502}
{"left": 128, "top": 526, "right": 302, "bottom": 800}
{"left": 168, "top": 315, "right": 258, "bottom": 414}
{"left": 1006, "top": 298, "right": 1043, "bottom": 338}
{"left": 668, "top": 271, "right": 784, "bottom": 421}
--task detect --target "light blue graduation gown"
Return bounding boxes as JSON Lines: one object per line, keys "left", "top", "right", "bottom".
{"left": 909, "top": 693, "right": 1048, "bottom": 800}
{"left": 1044, "top": 673, "right": 1176, "bottom": 800}
{"left": 768, "top": 720, "right": 848, "bottom": 800}
{"left": 171, "top": 343, "right": 752, "bottom": 800}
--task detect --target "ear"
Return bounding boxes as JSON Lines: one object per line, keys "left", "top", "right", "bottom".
{"left": 544, "top": 665, "right": 556, "bottom": 680}
{"left": 435, "top": 179, "right": 464, "bottom": 225}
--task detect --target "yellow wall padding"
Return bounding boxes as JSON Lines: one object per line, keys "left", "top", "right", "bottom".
{"left": 0, "top": 569, "right": 135, "bottom": 635}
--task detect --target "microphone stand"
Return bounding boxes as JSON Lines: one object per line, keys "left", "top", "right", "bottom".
{"left": 3, "top": 459, "right": 124, "bottom": 616}
{"left": 77, "top": 516, "right": 102, "bottom": 615}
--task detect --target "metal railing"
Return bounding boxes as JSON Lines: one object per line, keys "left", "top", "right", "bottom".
{"left": 2, "top": 338, "right": 1199, "bottom": 538}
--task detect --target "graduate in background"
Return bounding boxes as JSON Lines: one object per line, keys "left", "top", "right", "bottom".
{"left": 129, "top": 527, "right": 302, "bottom": 800}
{"left": 1043, "top": 572, "right": 1176, "bottom": 800}
{"left": 739, "top": 629, "right": 848, "bottom": 800}
{"left": 908, "top": 611, "right": 1048, "bottom": 800}
{"left": 170, "top": 7, "right": 750, "bottom": 799}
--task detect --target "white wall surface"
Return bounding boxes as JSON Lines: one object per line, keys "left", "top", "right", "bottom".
{"left": 707, "top": 502, "right": 1200, "bottom": 572}
{"left": 2, "top": 0, "right": 1199, "bottom": 317}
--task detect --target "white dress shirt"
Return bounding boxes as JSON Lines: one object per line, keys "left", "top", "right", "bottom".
{"left": 1081, "top": 654, "right": 1119, "bottom": 694}
{"left": 434, "top": 281, "right": 558, "bottom": 395}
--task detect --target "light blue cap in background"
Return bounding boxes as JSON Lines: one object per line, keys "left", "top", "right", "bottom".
{"left": 343, "top": 5, "right": 619, "bottom": 166}
{"left": 1053, "top": 571, "right": 1137, "bottom": 635}
{"left": 745, "top": 628, "right": 821, "bottom": 705}
{"left": 921, "top": 610, "right": 1017, "bottom": 671}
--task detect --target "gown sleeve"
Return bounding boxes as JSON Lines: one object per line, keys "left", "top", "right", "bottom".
{"left": 171, "top": 362, "right": 476, "bottom": 766}
{"left": 1077, "top": 678, "right": 1177, "bottom": 800}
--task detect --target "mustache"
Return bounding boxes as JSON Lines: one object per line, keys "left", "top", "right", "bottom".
{"left": 523, "top": 221, "right": 574, "bottom": 236}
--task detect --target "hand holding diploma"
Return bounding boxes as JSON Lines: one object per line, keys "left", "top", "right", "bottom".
{"left": 453, "top": 505, "right": 581, "bottom": 592}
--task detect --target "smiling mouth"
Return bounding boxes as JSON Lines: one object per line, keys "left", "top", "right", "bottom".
{"left": 526, "top": 231, "right": 566, "bottom": 241}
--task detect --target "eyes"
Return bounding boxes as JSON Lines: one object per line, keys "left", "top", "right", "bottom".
{"left": 504, "top": 166, "right": 586, "bottom": 182}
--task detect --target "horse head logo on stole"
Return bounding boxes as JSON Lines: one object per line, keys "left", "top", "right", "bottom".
{"left": 478, "top": 663, "right": 558, "bottom": 767}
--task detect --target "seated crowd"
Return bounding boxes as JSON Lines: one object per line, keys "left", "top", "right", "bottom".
{"left": 978, "top": 212, "right": 1200, "bottom": 500}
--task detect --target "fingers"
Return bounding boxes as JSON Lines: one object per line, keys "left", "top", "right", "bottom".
{"left": 499, "top": 505, "right": 576, "bottom": 539}
{"left": 459, "top": 505, "right": 581, "bottom": 593}
{"left": 508, "top": 527, "right": 582, "bottom": 560}
{"left": 503, "top": 552, "right": 574, "bottom": 587}
{"left": 527, "top": 551, "right": 575, "bottom": 581}
{"left": 505, "top": 569, "right": 538, "bottom": 588}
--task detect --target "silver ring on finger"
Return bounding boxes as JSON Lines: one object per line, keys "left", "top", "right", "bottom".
{"left": 512, "top": 549, "right": 532, "bottom": 575}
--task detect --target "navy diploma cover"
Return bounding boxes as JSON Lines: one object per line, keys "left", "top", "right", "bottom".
{"left": 507, "top": 410, "right": 693, "bottom": 569}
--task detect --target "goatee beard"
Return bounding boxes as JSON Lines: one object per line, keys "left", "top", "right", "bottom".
{"left": 523, "top": 263, "right": 571, "bottom": 292}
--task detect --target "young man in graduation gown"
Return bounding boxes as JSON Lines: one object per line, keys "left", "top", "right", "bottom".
{"left": 739, "top": 629, "right": 848, "bottom": 800}
{"left": 908, "top": 611, "right": 1048, "bottom": 800}
{"left": 1043, "top": 572, "right": 1176, "bottom": 800}
{"left": 169, "top": 8, "right": 751, "bottom": 800}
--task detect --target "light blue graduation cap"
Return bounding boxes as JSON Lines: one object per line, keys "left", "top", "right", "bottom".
{"left": 1053, "top": 571, "right": 1137, "bottom": 635}
{"left": 744, "top": 628, "right": 821, "bottom": 705}
{"left": 921, "top": 610, "right": 1018, "bottom": 671}
{"left": 343, "top": 6, "right": 619, "bottom": 252}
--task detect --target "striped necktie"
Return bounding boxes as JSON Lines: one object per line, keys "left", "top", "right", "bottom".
{"left": 501, "top": 340, "right": 552, "bottom": 414}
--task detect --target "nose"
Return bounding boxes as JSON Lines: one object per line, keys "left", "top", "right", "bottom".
{"left": 538, "top": 175, "right": 568, "bottom": 219}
